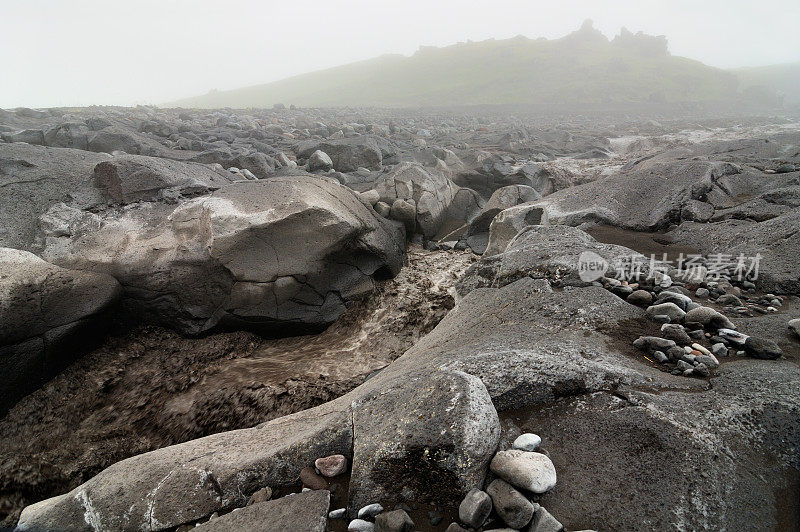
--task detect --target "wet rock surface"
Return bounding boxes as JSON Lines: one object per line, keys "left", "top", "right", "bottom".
{"left": 1, "top": 105, "right": 799, "bottom": 531}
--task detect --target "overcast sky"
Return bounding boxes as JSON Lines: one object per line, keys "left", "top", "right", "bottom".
{"left": 1, "top": 0, "right": 798, "bottom": 108}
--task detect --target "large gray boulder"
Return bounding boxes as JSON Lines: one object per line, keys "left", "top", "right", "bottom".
{"left": 86, "top": 126, "right": 168, "bottom": 156}
{"left": 507, "top": 160, "right": 768, "bottom": 231}
{"left": 41, "top": 176, "right": 405, "bottom": 335}
{"left": 457, "top": 225, "right": 654, "bottom": 297}
{"left": 93, "top": 154, "right": 243, "bottom": 204}
{"left": 372, "top": 162, "right": 461, "bottom": 238}
{"left": 349, "top": 370, "right": 499, "bottom": 511}
{"left": 0, "top": 248, "right": 121, "bottom": 414}
{"left": 298, "top": 137, "right": 383, "bottom": 172}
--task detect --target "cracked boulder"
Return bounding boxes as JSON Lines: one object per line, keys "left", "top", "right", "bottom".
{"left": 40, "top": 176, "right": 406, "bottom": 335}
{"left": 372, "top": 162, "right": 463, "bottom": 238}
{"left": 0, "top": 248, "right": 121, "bottom": 414}
{"left": 506, "top": 160, "right": 765, "bottom": 231}
{"left": 348, "top": 370, "right": 500, "bottom": 512}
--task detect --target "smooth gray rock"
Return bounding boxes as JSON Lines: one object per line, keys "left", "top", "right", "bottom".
{"left": 744, "top": 336, "right": 783, "bottom": 360}
{"left": 487, "top": 479, "right": 535, "bottom": 529}
{"left": 374, "top": 509, "right": 414, "bottom": 532}
{"left": 357, "top": 503, "right": 383, "bottom": 519}
{"left": 645, "top": 303, "right": 686, "bottom": 322}
{"left": 526, "top": 506, "right": 563, "bottom": 532}
{"left": 512, "top": 433, "right": 541, "bottom": 452}
{"left": 788, "top": 318, "right": 800, "bottom": 338}
{"left": 627, "top": 289, "right": 653, "bottom": 306}
{"left": 633, "top": 336, "right": 677, "bottom": 353}
{"left": 308, "top": 150, "right": 333, "bottom": 171}
{"left": 458, "top": 489, "right": 492, "bottom": 529}
{"left": 489, "top": 450, "right": 557, "bottom": 493}
{"left": 348, "top": 518, "right": 375, "bottom": 532}
{"left": 684, "top": 307, "right": 736, "bottom": 330}
{"left": 194, "top": 490, "right": 329, "bottom": 532}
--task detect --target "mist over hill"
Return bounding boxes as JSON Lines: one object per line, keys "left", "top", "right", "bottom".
{"left": 734, "top": 62, "right": 800, "bottom": 106}
{"left": 171, "top": 21, "right": 745, "bottom": 109}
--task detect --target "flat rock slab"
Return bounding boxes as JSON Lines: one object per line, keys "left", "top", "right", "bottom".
{"left": 195, "top": 490, "right": 329, "bottom": 532}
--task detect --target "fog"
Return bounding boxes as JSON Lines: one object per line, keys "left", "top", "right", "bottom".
{"left": 1, "top": 0, "right": 799, "bottom": 108}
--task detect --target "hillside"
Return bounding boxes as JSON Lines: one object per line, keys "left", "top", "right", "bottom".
{"left": 734, "top": 62, "right": 800, "bottom": 106}
{"left": 170, "top": 21, "right": 739, "bottom": 109}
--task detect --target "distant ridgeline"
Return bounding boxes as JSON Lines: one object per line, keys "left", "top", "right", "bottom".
{"left": 170, "top": 20, "right": 788, "bottom": 109}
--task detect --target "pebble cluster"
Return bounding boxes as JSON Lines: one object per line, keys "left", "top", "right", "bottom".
{"left": 597, "top": 267, "right": 786, "bottom": 377}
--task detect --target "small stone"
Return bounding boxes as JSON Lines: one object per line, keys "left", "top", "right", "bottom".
{"left": 389, "top": 199, "right": 416, "bottom": 229}
{"left": 349, "top": 518, "right": 375, "bottom": 532}
{"left": 718, "top": 328, "right": 748, "bottom": 345}
{"left": 445, "top": 524, "right": 470, "bottom": 532}
{"left": 661, "top": 324, "right": 692, "bottom": 345}
{"left": 375, "top": 509, "right": 414, "bottom": 532}
{"left": 489, "top": 450, "right": 557, "bottom": 493}
{"left": 633, "top": 336, "right": 677, "bottom": 353}
{"left": 646, "top": 303, "right": 686, "bottom": 322}
{"left": 358, "top": 503, "right": 384, "bottom": 519}
{"left": 458, "top": 489, "right": 492, "bottom": 528}
{"left": 512, "top": 433, "right": 542, "bottom": 452}
{"left": 684, "top": 307, "right": 736, "bottom": 330}
{"left": 528, "top": 506, "right": 564, "bottom": 532}
{"left": 627, "top": 290, "right": 653, "bottom": 306}
{"left": 428, "top": 510, "right": 443, "bottom": 526}
{"left": 329, "top": 508, "right": 346, "bottom": 519}
{"left": 374, "top": 201, "right": 391, "bottom": 217}
{"left": 711, "top": 343, "right": 728, "bottom": 358}
{"left": 315, "top": 454, "right": 348, "bottom": 477}
{"left": 694, "top": 362, "right": 711, "bottom": 378}
{"left": 695, "top": 354, "right": 719, "bottom": 369}
{"left": 308, "top": 150, "right": 334, "bottom": 171}
{"left": 487, "top": 479, "right": 535, "bottom": 529}
{"left": 691, "top": 343, "right": 712, "bottom": 357}
{"left": 246, "top": 487, "right": 272, "bottom": 506}
{"left": 744, "top": 336, "right": 783, "bottom": 360}
{"left": 653, "top": 314, "right": 672, "bottom": 324}
{"left": 300, "top": 466, "right": 328, "bottom": 490}
{"left": 666, "top": 346, "right": 685, "bottom": 361}
{"left": 653, "top": 350, "right": 669, "bottom": 364}
{"left": 677, "top": 360, "right": 693, "bottom": 372}
{"left": 789, "top": 319, "right": 800, "bottom": 338}
{"left": 655, "top": 291, "right": 693, "bottom": 310}
{"left": 688, "top": 329, "right": 706, "bottom": 341}
{"left": 360, "top": 190, "right": 380, "bottom": 206}
{"left": 695, "top": 287, "right": 710, "bottom": 298}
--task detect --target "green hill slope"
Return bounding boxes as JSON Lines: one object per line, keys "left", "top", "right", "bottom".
{"left": 733, "top": 62, "right": 800, "bottom": 106}
{"left": 171, "top": 21, "right": 739, "bottom": 109}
